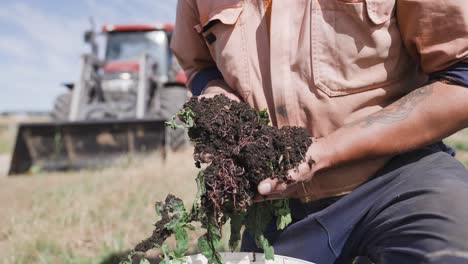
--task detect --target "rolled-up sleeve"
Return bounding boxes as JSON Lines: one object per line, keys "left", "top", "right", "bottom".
{"left": 170, "top": 0, "right": 214, "bottom": 89}
{"left": 171, "top": 0, "right": 233, "bottom": 96}
{"left": 397, "top": 0, "right": 468, "bottom": 74}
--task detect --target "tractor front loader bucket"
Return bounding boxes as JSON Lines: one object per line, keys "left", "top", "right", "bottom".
{"left": 8, "top": 119, "right": 167, "bottom": 175}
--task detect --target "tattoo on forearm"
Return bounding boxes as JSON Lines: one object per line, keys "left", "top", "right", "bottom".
{"left": 347, "top": 85, "right": 434, "bottom": 128}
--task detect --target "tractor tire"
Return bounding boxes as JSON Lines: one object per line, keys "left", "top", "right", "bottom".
{"left": 51, "top": 92, "right": 72, "bottom": 121}
{"left": 156, "top": 86, "right": 189, "bottom": 151}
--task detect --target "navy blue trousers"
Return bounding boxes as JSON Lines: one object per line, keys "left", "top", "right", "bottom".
{"left": 241, "top": 143, "right": 468, "bottom": 263}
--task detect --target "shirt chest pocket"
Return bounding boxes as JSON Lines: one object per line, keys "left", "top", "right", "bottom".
{"left": 194, "top": 1, "right": 251, "bottom": 99}
{"left": 312, "top": 0, "right": 406, "bottom": 97}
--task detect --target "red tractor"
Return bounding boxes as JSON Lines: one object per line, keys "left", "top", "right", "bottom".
{"left": 9, "top": 22, "right": 189, "bottom": 175}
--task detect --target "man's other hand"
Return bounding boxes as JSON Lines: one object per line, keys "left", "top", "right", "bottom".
{"left": 255, "top": 138, "right": 321, "bottom": 201}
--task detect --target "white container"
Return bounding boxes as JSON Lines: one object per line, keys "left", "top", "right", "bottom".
{"left": 183, "top": 252, "right": 314, "bottom": 264}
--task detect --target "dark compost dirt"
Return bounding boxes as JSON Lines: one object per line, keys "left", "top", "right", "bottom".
{"left": 185, "top": 95, "right": 312, "bottom": 220}
{"left": 134, "top": 95, "right": 312, "bottom": 254}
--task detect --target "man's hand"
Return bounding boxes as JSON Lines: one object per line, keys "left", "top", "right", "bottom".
{"left": 256, "top": 81, "right": 468, "bottom": 201}
{"left": 195, "top": 79, "right": 242, "bottom": 102}
{"left": 198, "top": 91, "right": 242, "bottom": 102}
{"left": 256, "top": 138, "right": 322, "bottom": 200}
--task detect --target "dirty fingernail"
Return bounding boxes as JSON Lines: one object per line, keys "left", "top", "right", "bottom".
{"left": 258, "top": 183, "right": 271, "bottom": 195}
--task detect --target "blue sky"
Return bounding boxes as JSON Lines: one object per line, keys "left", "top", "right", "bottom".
{"left": 0, "top": 0, "right": 177, "bottom": 112}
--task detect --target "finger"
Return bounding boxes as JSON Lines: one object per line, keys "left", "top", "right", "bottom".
{"left": 288, "top": 160, "right": 313, "bottom": 182}
{"left": 225, "top": 93, "right": 242, "bottom": 103}
{"left": 254, "top": 182, "right": 302, "bottom": 202}
{"left": 196, "top": 94, "right": 215, "bottom": 100}
{"left": 252, "top": 193, "right": 287, "bottom": 203}
{"left": 197, "top": 92, "right": 242, "bottom": 102}
{"left": 252, "top": 194, "right": 268, "bottom": 203}
{"left": 258, "top": 178, "right": 289, "bottom": 196}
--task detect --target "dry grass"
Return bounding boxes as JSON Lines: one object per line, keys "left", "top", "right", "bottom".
{"left": 444, "top": 128, "right": 468, "bottom": 167}
{"left": 0, "top": 115, "right": 466, "bottom": 264}
{"left": 0, "top": 150, "right": 207, "bottom": 264}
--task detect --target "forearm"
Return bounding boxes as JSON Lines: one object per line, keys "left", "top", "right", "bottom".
{"left": 313, "top": 82, "right": 468, "bottom": 171}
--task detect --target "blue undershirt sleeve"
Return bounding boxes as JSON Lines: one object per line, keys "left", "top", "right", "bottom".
{"left": 190, "top": 67, "right": 224, "bottom": 96}
{"left": 429, "top": 61, "right": 468, "bottom": 88}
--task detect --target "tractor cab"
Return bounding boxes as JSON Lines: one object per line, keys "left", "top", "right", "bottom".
{"left": 90, "top": 23, "right": 177, "bottom": 113}
{"left": 102, "top": 23, "right": 174, "bottom": 84}
{"left": 59, "top": 22, "right": 188, "bottom": 122}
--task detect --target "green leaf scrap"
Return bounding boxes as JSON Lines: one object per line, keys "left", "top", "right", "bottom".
{"left": 198, "top": 224, "right": 222, "bottom": 264}
{"left": 228, "top": 213, "right": 245, "bottom": 251}
{"left": 159, "top": 244, "right": 171, "bottom": 264}
{"left": 164, "top": 107, "right": 196, "bottom": 129}
{"left": 271, "top": 199, "right": 292, "bottom": 230}
{"left": 245, "top": 202, "right": 275, "bottom": 259}
{"left": 139, "top": 258, "right": 151, "bottom": 264}
{"left": 258, "top": 109, "right": 268, "bottom": 119}
{"left": 174, "top": 226, "right": 189, "bottom": 258}
{"left": 155, "top": 202, "right": 163, "bottom": 216}
{"left": 258, "top": 234, "right": 274, "bottom": 260}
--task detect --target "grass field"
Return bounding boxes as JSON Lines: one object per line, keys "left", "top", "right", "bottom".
{"left": 0, "top": 150, "right": 203, "bottom": 264}
{"left": 0, "top": 117, "right": 467, "bottom": 263}
{"left": 444, "top": 129, "right": 468, "bottom": 167}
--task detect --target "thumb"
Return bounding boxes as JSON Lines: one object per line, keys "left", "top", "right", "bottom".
{"left": 258, "top": 178, "right": 288, "bottom": 195}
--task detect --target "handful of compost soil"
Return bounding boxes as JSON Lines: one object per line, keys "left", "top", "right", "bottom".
{"left": 184, "top": 95, "right": 312, "bottom": 217}
{"left": 132, "top": 95, "right": 312, "bottom": 264}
